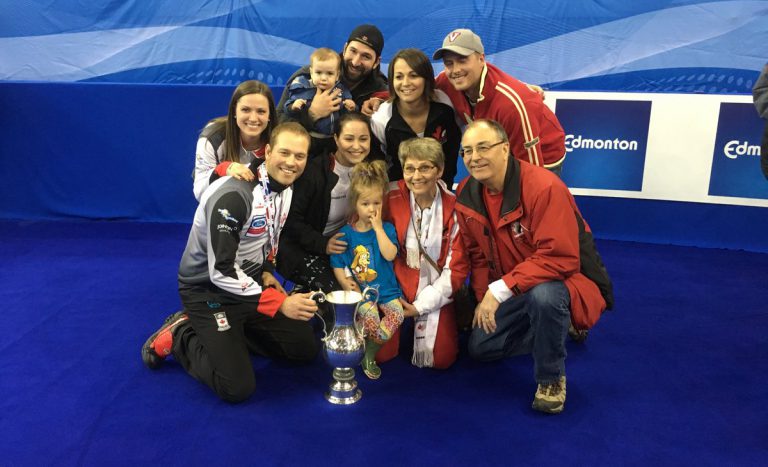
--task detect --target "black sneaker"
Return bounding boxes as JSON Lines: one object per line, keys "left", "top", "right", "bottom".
{"left": 141, "top": 311, "right": 188, "bottom": 369}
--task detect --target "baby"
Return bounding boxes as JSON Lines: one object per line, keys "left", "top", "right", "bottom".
{"left": 283, "top": 47, "right": 356, "bottom": 137}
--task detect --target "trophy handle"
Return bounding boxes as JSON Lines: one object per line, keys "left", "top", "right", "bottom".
{"left": 361, "top": 286, "right": 379, "bottom": 305}
{"left": 309, "top": 291, "right": 329, "bottom": 341}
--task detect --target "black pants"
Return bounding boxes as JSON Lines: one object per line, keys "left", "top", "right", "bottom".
{"left": 288, "top": 253, "right": 340, "bottom": 293}
{"left": 309, "top": 135, "right": 335, "bottom": 158}
{"left": 173, "top": 297, "right": 318, "bottom": 403}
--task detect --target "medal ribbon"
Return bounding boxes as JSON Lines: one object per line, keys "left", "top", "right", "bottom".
{"left": 257, "top": 163, "right": 284, "bottom": 262}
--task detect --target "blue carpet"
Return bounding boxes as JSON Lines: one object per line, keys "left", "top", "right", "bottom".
{"left": 0, "top": 220, "right": 766, "bottom": 466}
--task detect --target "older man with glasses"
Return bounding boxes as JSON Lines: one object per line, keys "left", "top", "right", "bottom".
{"left": 455, "top": 119, "right": 613, "bottom": 414}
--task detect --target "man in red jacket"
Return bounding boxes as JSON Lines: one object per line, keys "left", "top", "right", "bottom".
{"left": 433, "top": 28, "right": 567, "bottom": 175}
{"left": 455, "top": 119, "right": 613, "bottom": 414}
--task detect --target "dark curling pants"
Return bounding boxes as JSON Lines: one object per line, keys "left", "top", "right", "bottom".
{"left": 172, "top": 297, "right": 318, "bottom": 403}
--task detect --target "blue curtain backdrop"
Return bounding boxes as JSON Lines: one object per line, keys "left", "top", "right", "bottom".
{"left": 1, "top": 0, "right": 766, "bottom": 93}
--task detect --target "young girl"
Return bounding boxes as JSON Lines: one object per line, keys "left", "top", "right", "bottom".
{"left": 330, "top": 160, "right": 404, "bottom": 380}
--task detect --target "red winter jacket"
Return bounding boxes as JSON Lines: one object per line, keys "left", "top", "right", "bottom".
{"left": 386, "top": 180, "right": 468, "bottom": 309}
{"left": 454, "top": 160, "right": 613, "bottom": 329}
{"left": 436, "top": 62, "right": 565, "bottom": 168}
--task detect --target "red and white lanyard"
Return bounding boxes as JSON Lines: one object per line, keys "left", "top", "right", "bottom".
{"left": 257, "top": 163, "right": 284, "bottom": 263}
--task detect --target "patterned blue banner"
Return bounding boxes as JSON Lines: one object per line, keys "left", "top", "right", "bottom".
{"left": 1, "top": 0, "right": 766, "bottom": 93}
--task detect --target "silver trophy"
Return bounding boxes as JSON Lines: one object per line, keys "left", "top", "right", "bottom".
{"left": 311, "top": 287, "right": 378, "bottom": 404}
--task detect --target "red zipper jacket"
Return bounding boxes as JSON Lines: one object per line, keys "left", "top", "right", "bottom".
{"left": 455, "top": 160, "right": 613, "bottom": 329}
{"left": 436, "top": 62, "right": 566, "bottom": 168}
{"left": 386, "top": 179, "right": 468, "bottom": 307}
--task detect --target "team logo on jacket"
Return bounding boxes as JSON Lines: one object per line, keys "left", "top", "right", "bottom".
{"left": 214, "top": 312, "right": 231, "bottom": 332}
{"left": 431, "top": 125, "right": 447, "bottom": 143}
{"left": 218, "top": 209, "right": 237, "bottom": 223}
{"left": 246, "top": 215, "right": 267, "bottom": 236}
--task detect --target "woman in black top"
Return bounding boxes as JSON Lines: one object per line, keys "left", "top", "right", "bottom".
{"left": 370, "top": 48, "right": 461, "bottom": 187}
{"left": 277, "top": 112, "right": 374, "bottom": 292}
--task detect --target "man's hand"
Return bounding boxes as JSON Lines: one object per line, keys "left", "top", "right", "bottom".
{"left": 360, "top": 97, "right": 383, "bottom": 116}
{"left": 472, "top": 290, "right": 500, "bottom": 333}
{"left": 261, "top": 271, "right": 286, "bottom": 295}
{"left": 227, "top": 162, "right": 255, "bottom": 181}
{"left": 279, "top": 292, "right": 318, "bottom": 321}
{"left": 308, "top": 87, "right": 342, "bottom": 122}
{"left": 325, "top": 232, "right": 348, "bottom": 255}
{"left": 399, "top": 298, "right": 419, "bottom": 318}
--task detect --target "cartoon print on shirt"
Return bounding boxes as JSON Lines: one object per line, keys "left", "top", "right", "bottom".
{"left": 351, "top": 245, "right": 377, "bottom": 283}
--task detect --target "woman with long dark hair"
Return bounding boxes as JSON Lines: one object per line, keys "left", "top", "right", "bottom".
{"left": 277, "top": 112, "right": 374, "bottom": 293}
{"left": 370, "top": 48, "right": 461, "bottom": 186}
{"left": 193, "top": 80, "right": 277, "bottom": 200}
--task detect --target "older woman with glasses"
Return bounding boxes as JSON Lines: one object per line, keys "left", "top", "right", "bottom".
{"left": 377, "top": 137, "right": 469, "bottom": 369}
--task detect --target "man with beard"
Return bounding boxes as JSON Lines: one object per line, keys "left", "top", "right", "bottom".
{"left": 277, "top": 24, "right": 388, "bottom": 132}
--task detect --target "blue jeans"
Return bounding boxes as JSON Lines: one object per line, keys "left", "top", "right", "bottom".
{"left": 468, "top": 281, "right": 570, "bottom": 384}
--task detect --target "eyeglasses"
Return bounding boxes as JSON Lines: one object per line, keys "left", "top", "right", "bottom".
{"left": 403, "top": 164, "right": 437, "bottom": 176}
{"left": 460, "top": 141, "right": 505, "bottom": 158}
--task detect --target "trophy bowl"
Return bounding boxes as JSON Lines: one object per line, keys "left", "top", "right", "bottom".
{"left": 311, "top": 287, "right": 378, "bottom": 404}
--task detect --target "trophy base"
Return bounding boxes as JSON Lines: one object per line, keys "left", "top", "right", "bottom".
{"left": 325, "top": 367, "right": 362, "bottom": 405}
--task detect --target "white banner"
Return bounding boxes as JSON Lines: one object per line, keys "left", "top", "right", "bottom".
{"left": 546, "top": 91, "right": 768, "bottom": 208}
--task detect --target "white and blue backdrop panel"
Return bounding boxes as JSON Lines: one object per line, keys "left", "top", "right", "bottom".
{"left": 0, "top": 0, "right": 766, "bottom": 251}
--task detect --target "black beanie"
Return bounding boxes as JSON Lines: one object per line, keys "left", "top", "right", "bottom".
{"left": 346, "top": 24, "right": 384, "bottom": 57}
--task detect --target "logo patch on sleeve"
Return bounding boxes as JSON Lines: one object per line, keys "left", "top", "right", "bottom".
{"left": 246, "top": 215, "right": 267, "bottom": 236}
{"left": 218, "top": 209, "right": 238, "bottom": 223}
{"left": 214, "top": 312, "right": 231, "bottom": 332}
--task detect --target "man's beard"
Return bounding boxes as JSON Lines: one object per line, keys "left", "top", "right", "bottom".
{"left": 344, "top": 63, "right": 368, "bottom": 85}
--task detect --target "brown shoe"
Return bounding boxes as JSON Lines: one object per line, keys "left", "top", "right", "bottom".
{"left": 532, "top": 376, "right": 566, "bottom": 414}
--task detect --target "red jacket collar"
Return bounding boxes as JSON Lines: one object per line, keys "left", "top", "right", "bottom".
{"left": 456, "top": 158, "right": 523, "bottom": 226}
